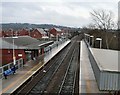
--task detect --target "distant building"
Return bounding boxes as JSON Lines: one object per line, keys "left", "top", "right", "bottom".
{"left": 0, "top": 28, "right": 49, "bottom": 39}
{"left": 49, "top": 28, "right": 62, "bottom": 37}
{"left": 5, "top": 29, "right": 14, "bottom": 37}
{"left": 18, "top": 28, "right": 30, "bottom": 36}
{"left": 44, "top": 28, "right": 49, "bottom": 37}
{"left": 1, "top": 28, "right": 18, "bottom": 37}
{"left": 0, "top": 30, "right": 7, "bottom": 37}
{"left": 30, "top": 28, "right": 47, "bottom": 39}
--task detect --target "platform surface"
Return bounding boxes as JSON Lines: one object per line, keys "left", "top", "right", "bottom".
{"left": 79, "top": 41, "right": 107, "bottom": 93}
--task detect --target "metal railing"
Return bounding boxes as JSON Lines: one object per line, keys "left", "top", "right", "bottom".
{"left": 0, "top": 39, "right": 69, "bottom": 79}
{"left": 44, "top": 39, "right": 68, "bottom": 54}
{"left": 84, "top": 39, "right": 120, "bottom": 91}
{"left": 0, "top": 58, "right": 23, "bottom": 79}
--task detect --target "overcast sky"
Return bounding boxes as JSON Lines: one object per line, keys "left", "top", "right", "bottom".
{"left": 1, "top": 0, "right": 119, "bottom": 27}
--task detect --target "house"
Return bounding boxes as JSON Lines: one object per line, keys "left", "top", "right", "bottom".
{"left": 5, "top": 29, "right": 14, "bottom": 37}
{"left": 30, "top": 28, "right": 47, "bottom": 39}
{"left": 18, "top": 28, "right": 30, "bottom": 36}
{"left": 0, "top": 30, "right": 7, "bottom": 37}
{"left": 1, "top": 28, "right": 30, "bottom": 37}
{"left": 49, "top": 28, "right": 62, "bottom": 38}
{"left": 44, "top": 28, "right": 49, "bottom": 37}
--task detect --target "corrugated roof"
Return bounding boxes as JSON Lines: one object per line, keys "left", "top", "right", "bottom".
{"left": 1, "top": 38, "right": 19, "bottom": 49}
{"left": 3, "top": 36, "right": 39, "bottom": 46}
{"left": 1, "top": 36, "right": 53, "bottom": 49}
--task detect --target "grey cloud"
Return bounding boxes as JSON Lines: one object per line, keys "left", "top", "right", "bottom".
{"left": 1, "top": 1, "right": 118, "bottom": 27}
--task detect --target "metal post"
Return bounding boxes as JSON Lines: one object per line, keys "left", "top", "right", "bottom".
{"left": 90, "top": 36, "right": 94, "bottom": 47}
{"left": 92, "top": 37, "right": 94, "bottom": 47}
{"left": 84, "top": 33, "right": 86, "bottom": 42}
{"left": 12, "top": 36, "right": 18, "bottom": 65}
{"left": 96, "top": 38, "right": 102, "bottom": 49}
{"left": 89, "top": 36, "right": 90, "bottom": 45}
{"left": 57, "top": 33, "right": 59, "bottom": 41}
{"left": 13, "top": 38, "right": 16, "bottom": 65}
{"left": 100, "top": 40, "right": 102, "bottom": 49}
{"left": 8, "top": 64, "right": 10, "bottom": 69}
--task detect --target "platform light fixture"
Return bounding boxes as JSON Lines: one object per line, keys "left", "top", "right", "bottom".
{"left": 90, "top": 35, "right": 94, "bottom": 47}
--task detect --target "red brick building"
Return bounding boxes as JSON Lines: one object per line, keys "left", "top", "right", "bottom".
{"left": 5, "top": 29, "right": 15, "bottom": 37}
{"left": 0, "top": 31, "right": 6, "bottom": 37}
{"left": 30, "top": 28, "right": 42, "bottom": 39}
{"left": 1, "top": 28, "right": 49, "bottom": 39}
{"left": 49, "top": 28, "right": 62, "bottom": 37}
{"left": 0, "top": 28, "right": 29, "bottom": 37}
{"left": 1, "top": 49, "right": 26, "bottom": 65}
{"left": 1, "top": 36, "right": 53, "bottom": 65}
{"left": 18, "top": 28, "right": 29, "bottom": 36}
{"left": 30, "top": 28, "right": 47, "bottom": 39}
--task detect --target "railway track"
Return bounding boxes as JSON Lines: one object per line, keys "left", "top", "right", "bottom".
{"left": 42, "top": 36, "right": 80, "bottom": 95}
{"left": 11, "top": 40, "right": 71, "bottom": 94}
{"left": 29, "top": 37, "right": 77, "bottom": 94}
{"left": 12, "top": 35, "right": 82, "bottom": 95}
{"left": 29, "top": 42, "right": 75, "bottom": 94}
{"left": 58, "top": 42, "right": 79, "bottom": 94}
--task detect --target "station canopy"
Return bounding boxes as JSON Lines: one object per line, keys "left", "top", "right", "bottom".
{"left": 1, "top": 36, "right": 53, "bottom": 49}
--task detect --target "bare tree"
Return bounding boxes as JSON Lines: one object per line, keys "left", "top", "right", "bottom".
{"left": 90, "top": 9, "right": 115, "bottom": 49}
{"left": 88, "top": 23, "right": 96, "bottom": 30}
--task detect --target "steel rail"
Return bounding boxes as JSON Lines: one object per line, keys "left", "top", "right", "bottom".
{"left": 29, "top": 41, "right": 75, "bottom": 94}
{"left": 11, "top": 41, "right": 71, "bottom": 95}
{"left": 58, "top": 43, "right": 78, "bottom": 94}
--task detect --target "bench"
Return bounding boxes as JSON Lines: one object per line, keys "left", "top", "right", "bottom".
{"left": 4, "top": 69, "right": 14, "bottom": 76}
{"left": 3, "top": 66, "right": 16, "bottom": 79}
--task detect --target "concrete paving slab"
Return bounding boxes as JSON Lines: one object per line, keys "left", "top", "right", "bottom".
{"left": 79, "top": 40, "right": 107, "bottom": 94}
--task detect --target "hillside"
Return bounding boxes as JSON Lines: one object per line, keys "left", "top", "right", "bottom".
{"left": 0, "top": 23, "right": 70, "bottom": 31}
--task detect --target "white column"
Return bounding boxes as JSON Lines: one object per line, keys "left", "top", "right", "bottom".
{"left": 12, "top": 36, "right": 18, "bottom": 65}
{"left": 13, "top": 38, "right": 16, "bottom": 65}
{"left": 96, "top": 38, "right": 102, "bottom": 49}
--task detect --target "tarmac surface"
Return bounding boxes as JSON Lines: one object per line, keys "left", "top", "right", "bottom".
{"left": 79, "top": 40, "right": 106, "bottom": 93}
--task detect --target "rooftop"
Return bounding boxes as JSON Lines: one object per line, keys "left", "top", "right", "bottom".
{"left": 54, "top": 28, "right": 61, "bottom": 31}
{"left": 91, "top": 48, "right": 119, "bottom": 72}
{"left": 36, "top": 28, "right": 47, "bottom": 35}
{"left": 1, "top": 36, "right": 53, "bottom": 49}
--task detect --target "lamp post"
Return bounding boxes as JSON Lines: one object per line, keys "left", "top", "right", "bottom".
{"left": 88, "top": 35, "right": 90, "bottom": 45}
{"left": 90, "top": 35, "right": 94, "bottom": 47}
{"left": 96, "top": 38, "right": 102, "bottom": 49}
{"left": 12, "top": 36, "right": 18, "bottom": 65}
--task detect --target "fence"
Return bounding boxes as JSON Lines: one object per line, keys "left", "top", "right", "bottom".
{"left": 0, "top": 39, "right": 68, "bottom": 79}
{"left": 0, "top": 58, "right": 23, "bottom": 79}
{"left": 44, "top": 39, "right": 67, "bottom": 53}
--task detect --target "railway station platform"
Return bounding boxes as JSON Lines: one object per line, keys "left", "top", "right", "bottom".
{"left": 90, "top": 47, "right": 119, "bottom": 91}
{"left": 79, "top": 40, "right": 107, "bottom": 93}
{"left": 0, "top": 40, "right": 70, "bottom": 94}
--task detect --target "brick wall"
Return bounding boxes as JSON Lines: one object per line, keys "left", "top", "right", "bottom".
{"left": 1, "top": 49, "right": 26, "bottom": 65}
